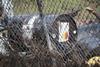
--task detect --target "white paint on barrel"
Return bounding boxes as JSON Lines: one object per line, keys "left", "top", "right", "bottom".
{"left": 58, "top": 22, "right": 69, "bottom": 42}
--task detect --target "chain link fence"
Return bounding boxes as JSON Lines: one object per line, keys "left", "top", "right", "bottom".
{"left": 0, "top": 0, "right": 100, "bottom": 67}
{"left": 11, "top": 0, "right": 99, "bottom": 26}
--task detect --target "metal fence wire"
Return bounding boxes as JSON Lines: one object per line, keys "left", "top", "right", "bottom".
{"left": 0, "top": 0, "right": 100, "bottom": 67}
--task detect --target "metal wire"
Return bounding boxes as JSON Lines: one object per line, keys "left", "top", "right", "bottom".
{"left": 0, "top": 0, "right": 100, "bottom": 67}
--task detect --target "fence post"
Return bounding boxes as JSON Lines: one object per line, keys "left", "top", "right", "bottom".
{"left": 36, "top": 0, "right": 53, "bottom": 51}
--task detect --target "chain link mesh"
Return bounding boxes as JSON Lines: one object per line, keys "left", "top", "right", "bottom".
{"left": 0, "top": 0, "right": 100, "bottom": 67}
